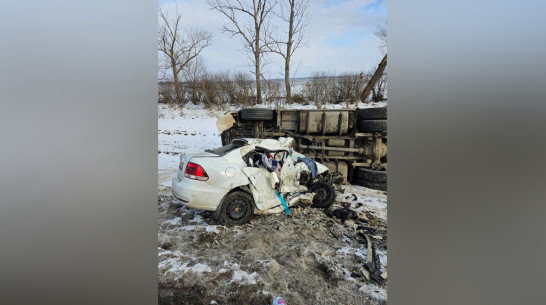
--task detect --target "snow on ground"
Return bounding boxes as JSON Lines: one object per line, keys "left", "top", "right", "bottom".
{"left": 340, "top": 184, "right": 388, "bottom": 221}
{"left": 158, "top": 104, "right": 224, "bottom": 193}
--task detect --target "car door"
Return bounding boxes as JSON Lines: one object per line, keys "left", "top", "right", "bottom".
{"left": 241, "top": 167, "right": 280, "bottom": 210}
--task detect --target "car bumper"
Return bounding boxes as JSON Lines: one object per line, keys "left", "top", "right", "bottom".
{"left": 171, "top": 173, "right": 226, "bottom": 211}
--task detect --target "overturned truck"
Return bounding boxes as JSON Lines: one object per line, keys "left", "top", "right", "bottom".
{"left": 217, "top": 107, "right": 387, "bottom": 191}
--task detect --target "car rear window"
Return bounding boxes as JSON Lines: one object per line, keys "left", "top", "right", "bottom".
{"left": 206, "top": 141, "right": 245, "bottom": 155}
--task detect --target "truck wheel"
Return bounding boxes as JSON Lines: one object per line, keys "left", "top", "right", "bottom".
{"left": 220, "top": 130, "right": 230, "bottom": 146}
{"left": 357, "top": 107, "right": 387, "bottom": 120}
{"left": 311, "top": 181, "right": 336, "bottom": 208}
{"left": 355, "top": 168, "right": 387, "bottom": 183}
{"left": 354, "top": 179, "right": 387, "bottom": 192}
{"left": 239, "top": 108, "right": 274, "bottom": 121}
{"left": 358, "top": 119, "right": 387, "bottom": 132}
{"left": 217, "top": 191, "right": 254, "bottom": 226}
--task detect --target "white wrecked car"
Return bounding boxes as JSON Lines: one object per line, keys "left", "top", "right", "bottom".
{"left": 172, "top": 137, "right": 342, "bottom": 225}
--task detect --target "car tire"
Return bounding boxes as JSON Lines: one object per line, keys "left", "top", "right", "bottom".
{"left": 358, "top": 119, "right": 387, "bottom": 132}
{"left": 357, "top": 107, "right": 387, "bottom": 120}
{"left": 217, "top": 191, "right": 254, "bottom": 226}
{"left": 354, "top": 179, "right": 387, "bottom": 192}
{"left": 239, "top": 108, "right": 274, "bottom": 121}
{"left": 310, "top": 181, "right": 336, "bottom": 209}
{"left": 355, "top": 168, "right": 387, "bottom": 183}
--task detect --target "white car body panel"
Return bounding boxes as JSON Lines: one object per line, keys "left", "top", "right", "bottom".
{"left": 279, "top": 157, "right": 308, "bottom": 193}
{"left": 241, "top": 167, "right": 280, "bottom": 210}
{"left": 172, "top": 173, "right": 226, "bottom": 211}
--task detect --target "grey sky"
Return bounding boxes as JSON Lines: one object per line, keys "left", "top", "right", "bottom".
{"left": 159, "top": 0, "right": 386, "bottom": 79}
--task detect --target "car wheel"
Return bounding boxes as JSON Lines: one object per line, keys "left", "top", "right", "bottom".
{"left": 239, "top": 108, "right": 274, "bottom": 121}
{"left": 355, "top": 167, "right": 387, "bottom": 183}
{"left": 311, "top": 181, "right": 336, "bottom": 209}
{"left": 218, "top": 191, "right": 254, "bottom": 226}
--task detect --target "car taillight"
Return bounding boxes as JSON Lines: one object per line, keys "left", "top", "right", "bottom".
{"left": 184, "top": 162, "right": 209, "bottom": 181}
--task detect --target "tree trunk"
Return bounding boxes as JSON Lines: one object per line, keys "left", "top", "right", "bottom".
{"left": 254, "top": 12, "right": 262, "bottom": 105}
{"left": 285, "top": 39, "right": 291, "bottom": 104}
{"left": 360, "top": 54, "right": 387, "bottom": 103}
{"left": 255, "top": 53, "right": 262, "bottom": 104}
{"left": 285, "top": 2, "right": 295, "bottom": 104}
{"left": 285, "top": 64, "right": 291, "bottom": 104}
{"left": 172, "top": 70, "right": 182, "bottom": 105}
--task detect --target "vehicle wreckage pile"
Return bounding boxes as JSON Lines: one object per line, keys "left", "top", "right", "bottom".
{"left": 158, "top": 183, "right": 387, "bottom": 305}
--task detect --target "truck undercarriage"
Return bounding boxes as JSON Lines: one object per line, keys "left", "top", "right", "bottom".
{"left": 218, "top": 107, "right": 388, "bottom": 191}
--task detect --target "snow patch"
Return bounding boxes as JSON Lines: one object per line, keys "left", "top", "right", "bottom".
{"left": 205, "top": 225, "right": 219, "bottom": 233}
{"left": 190, "top": 213, "right": 204, "bottom": 224}
{"left": 164, "top": 217, "right": 181, "bottom": 225}
{"left": 161, "top": 180, "right": 171, "bottom": 189}
{"left": 160, "top": 258, "right": 213, "bottom": 280}
{"left": 231, "top": 269, "right": 258, "bottom": 285}
{"left": 359, "top": 284, "right": 387, "bottom": 302}
{"left": 339, "top": 184, "right": 387, "bottom": 220}
{"left": 342, "top": 268, "right": 357, "bottom": 282}
{"left": 223, "top": 261, "right": 259, "bottom": 285}
{"left": 336, "top": 247, "right": 387, "bottom": 272}
{"left": 180, "top": 225, "right": 198, "bottom": 231}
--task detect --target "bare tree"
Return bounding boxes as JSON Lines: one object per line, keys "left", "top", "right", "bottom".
{"left": 360, "top": 54, "right": 387, "bottom": 103}
{"left": 305, "top": 71, "right": 337, "bottom": 109}
{"left": 267, "top": 0, "right": 309, "bottom": 104}
{"left": 371, "top": 74, "right": 387, "bottom": 103}
{"left": 158, "top": 7, "right": 212, "bottom": 105}
{"left": 374, "top": 21, "right": 387, "bottom": 52}
{"left": 207, "top": 0, "right": 277, "bottom": 104}
{"left": 234, "top": 71, "right": 254, "bottom": 106}
{"left": 360, "top": 21, "right": 388, "bottom": 103}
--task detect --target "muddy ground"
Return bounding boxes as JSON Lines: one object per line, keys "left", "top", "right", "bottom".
{"left": 158, "top": 186, "right": 387, "bottom": 305}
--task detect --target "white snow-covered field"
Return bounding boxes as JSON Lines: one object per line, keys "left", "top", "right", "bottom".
{"left": 158, "top": 104, "right": 225, "bottom": 192}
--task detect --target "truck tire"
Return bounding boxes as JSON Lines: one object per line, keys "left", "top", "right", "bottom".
{"left": 355, "top": 168, "right": 387, "bottom": 183}
{"left": 357, "top": 107, "right": 387, "bottom": 120}
{"left": 354, "top": 179, "right": 387, "bottom": 192}
{"left": 239, "top": 108, "right": 274, "bottom": 121}
{"left": 358, "top": 119, "right": 387, "bottom": 132}
{"left": 220, "top": 130, "right": 230, "bottom": 146}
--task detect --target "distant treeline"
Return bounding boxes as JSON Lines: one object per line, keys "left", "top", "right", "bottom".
{"left": 158, "top": 71, "right": 386, "bottom": 109}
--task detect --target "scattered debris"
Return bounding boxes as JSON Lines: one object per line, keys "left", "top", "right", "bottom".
{"left": 362, "top": 234, "right": 386, "bottom": 285}
{"left": 334, "top": 208, "right": 359, "bottom": 223}
{"left": 272, "top": 296, "right": 287, "bottom": 305}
